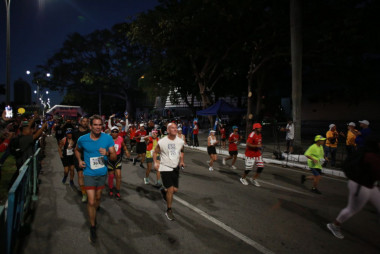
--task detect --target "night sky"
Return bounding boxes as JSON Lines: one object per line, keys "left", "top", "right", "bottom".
{"left": 0, "top": 0, "right": 158, "bottom": 106}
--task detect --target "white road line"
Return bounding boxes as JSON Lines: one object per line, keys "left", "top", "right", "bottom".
{"left": 174, "top": 196, "right": 276, "bottom": 254}
{"left": 258, "top": 180, "right": 314, "bottom": 197}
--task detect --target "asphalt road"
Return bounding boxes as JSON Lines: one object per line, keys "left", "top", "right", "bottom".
{"left": 18, "top": 137, "right": 380, "bottom": 254}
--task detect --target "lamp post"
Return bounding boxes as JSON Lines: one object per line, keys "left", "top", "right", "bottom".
{"left": 27, "top": 71, "right": 51, "bottom": 117}
{"left": 5, "top": 0, "right": 11, "bottom": 104}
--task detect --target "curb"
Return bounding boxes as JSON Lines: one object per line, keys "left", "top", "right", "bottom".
{"left": 184, "top": 145, "right": 346, "bottom": 178}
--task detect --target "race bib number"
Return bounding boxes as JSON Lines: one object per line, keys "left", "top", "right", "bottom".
{"left": 114, "top": 144, "right": 119, "bottom": 152}
{"left": 168, "top": 144, "right": 177, "bottom": 160}
{"left": 245, "top": 157, "right": 255, "bottom": 167}
{"left": 66, "top": 149, "right": 74, "bottom": 156}
{"left": 90, "top": 156, "right": 105, "bottom": 170}
{"left": 140, "top": 137, "right": 145, "bottom": 142}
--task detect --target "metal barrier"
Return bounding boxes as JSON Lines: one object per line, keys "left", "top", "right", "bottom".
{"left": 1, "top": 144, "right": 41, "bottom": 254}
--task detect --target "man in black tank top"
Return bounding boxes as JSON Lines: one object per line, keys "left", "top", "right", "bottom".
{"left": 73, "top": 116, "right": 90, "bottom": 202}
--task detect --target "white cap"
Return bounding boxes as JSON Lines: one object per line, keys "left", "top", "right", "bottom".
{"left": 177, "top": 127, "right": 182, "bottom": 131}
{"left": 329, "top": 124, "right": 336, "bottom": 129}
{"left": 111, "top": 126, "right": 119, "bottom": 131}
{"left": 210, "top": 130, "right": 216, "bottom": 133}
{"left": 120, "top": 120, "right": 125, "bottom": 123}
{"left": 139, "top": 123, "right": 144, "bottom": 127}
{"left": 116, "top": 123, "right": 122, "bottom": 127}
{"left": 348, "top": 122, "right": 356, "bottom": 127}
{"left": 359, "top": 120, "right": 370, "bottom": 126}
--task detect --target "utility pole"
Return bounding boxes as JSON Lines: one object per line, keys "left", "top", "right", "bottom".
{"left": 290, "top": 0, "right": 302, "bottom": 147}
{"left": 5, "top": 0, "right": 11, "bottom": 104}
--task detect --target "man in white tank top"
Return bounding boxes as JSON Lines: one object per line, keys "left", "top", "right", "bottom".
{"left": 153, "top": 122, "right": 185, "bottom": 221}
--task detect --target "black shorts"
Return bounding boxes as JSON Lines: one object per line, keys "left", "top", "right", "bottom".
{"left": 61, "top": 156, "right": 75, "bottom": 167}
{"left": 130, "top": 140, "right": 136, "bottom": 146}
{"left": 161, "top": 169, "right": 179, "bottom": 189}
{"left": 286, "top": 139, "right": 294, "bottom": 147}
{"left": 107, "top": 155, "right": 123, "bottom": 171}
{"left": 229, "top": 150, "right": 238, "bottom": 156}
{"left": 74, "top": 157, "right": 83, "bottom": 172}
{"left": 221, "top": 138, "right": 226, "bottom": 142}
{"left": 136, "top": 142, "right": 147, "bottom": 154}
{"left": 207, "top": 146, "right": 217, "bottom": 155}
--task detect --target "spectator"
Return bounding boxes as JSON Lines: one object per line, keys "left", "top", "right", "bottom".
{"left": 354, "top": 120, "right": 371, "bottom": 148}
{"left": 324, "top": 124, "right": 339, "bottom": 167}
{"left": 281, "top": 119, "right": 294, "bottom": 154}
{"left": 341, "top": 122, "right": 357, "bottom": 157}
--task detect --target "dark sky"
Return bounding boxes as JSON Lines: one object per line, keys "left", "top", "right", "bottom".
{"left": 0, "top": 0, "right": 158, "bottom": 106}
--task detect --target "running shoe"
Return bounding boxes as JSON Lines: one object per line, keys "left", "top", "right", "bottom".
{"left": 69, "top": 180, "right": 74, "bottom": 187}
{"left": 250, "top": 178, "right": 261, "bottom": 187}
{"left": 144, "top": 177, "right": 149, "bottom": 185}
{"left": 89, "top": 226, "right": 97, "bottom": 243}
{"left": 156, "top": 179, "right": 163, "bottom": 187}
{"left": 115, "top": 192, "right": 121, "bottom": 200}
{"left": 62, "top": 176, "right": 67, "bottom": 184}
{"left": 82, "top": 194, "right": 88, "bottom": 203}
{"left": 165, "top": 209, "right": 175, "bottom": 221}
{"left": 231, "top": 165, "right": 237, "bottom": 170}
{"left": 222, "top": 158, "right": 226, "bottom": 165}
{"left": 301, "top": 175, "right": 306, "bottom": 184}
{"left": 109, "top": 190, "right": 114, "bottom": 197}
{"left": 209, "top": 167, "right": 214, "bottom": 171}
{"left": 240, "top": 178, "right": 248, "bottom": 185}
{"left": 133, "top": 158, "right": 136, "bottom": 165}
{"left": 311, "top": 187, "right": 322, "bottom": 194}
{"left": 140, "top": 163, "right": 145, "bottom": 169}
{"left": 327, "top": 223, "right": 344, "bottom": 239}
{"left": 160, "top": 188, "right": 167, "bottom": 202}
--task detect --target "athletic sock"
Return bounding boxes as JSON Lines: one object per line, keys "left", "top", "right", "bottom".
{"left": 108, "top": 174, "right": 114, "bottom": 189}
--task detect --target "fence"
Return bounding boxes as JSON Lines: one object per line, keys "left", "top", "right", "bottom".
{"left": 0, "top": 143, "right": 41, "bottom": 254}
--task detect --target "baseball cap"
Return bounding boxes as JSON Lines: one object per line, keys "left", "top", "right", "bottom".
{"left": 66, "top": 128, "right": 73, "bottom": 134}
{"left": 314, "top": 135, "right": 326, "bottom": 142}
{"left": 120, "top": 120, "right": 125, "bottom": 123}
{"left": 252, "top": 123, "right": 262, "bottom": 129}
{"left": 348, "top": 122, "right": 356, "bottom": 127}
{"left": 177, "top": 127, "right": 182, "bottom": 131}
{"left": 116, "top": 123, "right": 122, "bottom": 127}
{"left": 111, "top": 126, "right": 119, "bottom": 132}
{"left": 232, "top": 125, "right": 238, "bottom": 130}
{"left": 210, "top": 130, "right": 216, "bottom": 133}
{"left": 359, "top": 120, "right": 370, "bottom": 126}
{"left": 139, "top": 123, "right": 144, "bottom": 127}
{"left": 329, "top": 124, "right": 336, "bottom": 129}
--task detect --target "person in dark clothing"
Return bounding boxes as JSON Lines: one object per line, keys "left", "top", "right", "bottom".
{"left": 354, "top": 120, "right": 371, "bottom": 148}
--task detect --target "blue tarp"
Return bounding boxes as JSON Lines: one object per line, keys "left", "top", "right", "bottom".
{"left": 196, "top": 99, "right": 246, "bottom": 116}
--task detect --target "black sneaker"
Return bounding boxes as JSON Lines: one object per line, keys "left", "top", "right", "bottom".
{"left": 311, "top": 187, "right": 322, "bottom": 194}
{"left": 160, "top": 188, "right": 167, "bottom": 202}
{"left": 301, "top": 175, "right": 306, "bottom": 184}
{"left": 165, "top": 209, "right": 175, "bottom": 221}
{"left": 62, "top": 176, "right": 67, "bottom": 184}
{"left": 133, "top": 158, "right": 136, "bottom": 165}
{"left": 89, "top": 226, "right": 97, "bottom": 243}
{"left": 140, "top": 163, "right": 145, "bottom": 169}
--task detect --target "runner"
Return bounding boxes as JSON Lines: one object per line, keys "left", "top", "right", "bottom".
{"left": 75, "top": 115, "right": 116, "bottom": 243}
{"left": 58, "top": 129, "right": 76, "bottom": 187}
{"left": 177, "top": 127, "right": 187, "bottom": 145}
{"left": 223, "top": 126, "right": 239, "bottom": 169}
{"left": 207, "top": 130, "right": 218, "bottom": 171}
{"left": 153, "top": 122, "right": 185, "bottom": 221}
{"left": 144, "top": 130, "right": 161, "bottom": 186}
{"left": 327, "top": 135, "right": 380, "bottom": 239}
{"left": 193, "top": 120, "right": 199, "bottom": 147}
{"left": 107, "top": 126, "right": 130, "bottom": 200}
{"left": 301, "top": 135, "right": 329, "bottom": 194}
{"left": 129, "top": 124, "right": 137, "bottom": 153}
{"left": 240, "top": 123, "right": 264, "bottom": 187}
{"left": 73, "top": 116, "right": 90, "bottom": 202}
{"left": 133, "top": 123, "right": 147, "bottom": 168}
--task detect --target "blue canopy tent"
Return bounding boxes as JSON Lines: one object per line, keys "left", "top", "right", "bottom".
{"left": 196, "top": 99, "right": 246, "bottom": 116}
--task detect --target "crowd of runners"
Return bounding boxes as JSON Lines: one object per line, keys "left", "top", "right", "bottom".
{"left": 42, "top": 112, "right": 380, "bottom": 243}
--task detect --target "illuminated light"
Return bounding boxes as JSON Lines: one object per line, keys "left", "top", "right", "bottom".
{"left": 46, "top": 91, "right": 49, "bottom": 94}
{"left": 34, "top": 90, "right": 37, "bottom": 94}
{"left": 46, "top": 73, "right": 51, "bottom": 77}
{"left": 26, "top": 70, "right": 31, "bottom": 75}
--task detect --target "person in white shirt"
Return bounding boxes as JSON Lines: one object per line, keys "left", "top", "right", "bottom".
{"left": 281, "top": 119, "right": 295, "bottom": 154}
{"left": 153, "top": 122, "right": 185, "bottom": 221}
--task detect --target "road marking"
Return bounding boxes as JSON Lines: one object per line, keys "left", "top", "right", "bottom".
{"left": 258, "top": 179, "right": 314, "bottom": 197}
{"left": 174, "top": 196, "right": 276, "bottom": 254}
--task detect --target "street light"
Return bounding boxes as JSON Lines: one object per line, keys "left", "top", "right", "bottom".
{"left": 5, "top": 0, "right": 11, "bottom": 104}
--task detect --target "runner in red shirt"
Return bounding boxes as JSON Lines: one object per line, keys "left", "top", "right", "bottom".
{"left": 193, "top": 121, "right": 199, "bottom": 147}
{"left": 223, "top": 126, "right": 239, "bottom": 169}
{"left": 240, "top": 123, "right": 264, "bottom": 187}
{"left": 133, "top": 123, "right": 147, "bottom": 168}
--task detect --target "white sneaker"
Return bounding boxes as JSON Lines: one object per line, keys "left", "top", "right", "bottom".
{"left": 250, "top": 178, "right": 260, "bottom": 187}
{"left": 209, "top": 167, "right": 214, "bottom": 171}
{"left": 143, "top": 178, "right": 149, "bottom": 185}
{"left": 222, "top": 158, "right": 226, "bottom": 165}
{"left": 327, "top": 223, "right": 344, "bottom": 239}
{"left": 240, "top": 178, "right": 248, "bottom": 185}
{"left": 231, "top": 165, "right": 237, "bottom": 170}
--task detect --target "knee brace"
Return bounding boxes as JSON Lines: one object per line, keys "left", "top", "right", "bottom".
{"left": 257, "top": 167, "right": 264, "bottom": 174}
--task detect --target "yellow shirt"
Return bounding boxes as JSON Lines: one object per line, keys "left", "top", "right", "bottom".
{"left": 326, "top": 130, "right": 338, "bottom": 148}
{"left": 346, "top": 130, "right": 356, "bottom": 146}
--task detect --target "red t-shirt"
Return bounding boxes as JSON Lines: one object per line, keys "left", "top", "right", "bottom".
{"left": 118, "top": 131, "right": 127, "bottom": 138}
{"left": 245, "top": 131, "right": 262, "bottom": 157}
{"left": 135, "top": 129, "right": 147, "bottom": 143}
{"left": 146, "top": 137, "right": 159, "bottom": 151}
{"left": 193, "top": 124, "right": 199, "bottom": 135}
{"left": 220, "top": 128, "right": 226, "bottom": 139}
{"left": 228, "top": 133, "right": 239, "bottom": 151}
